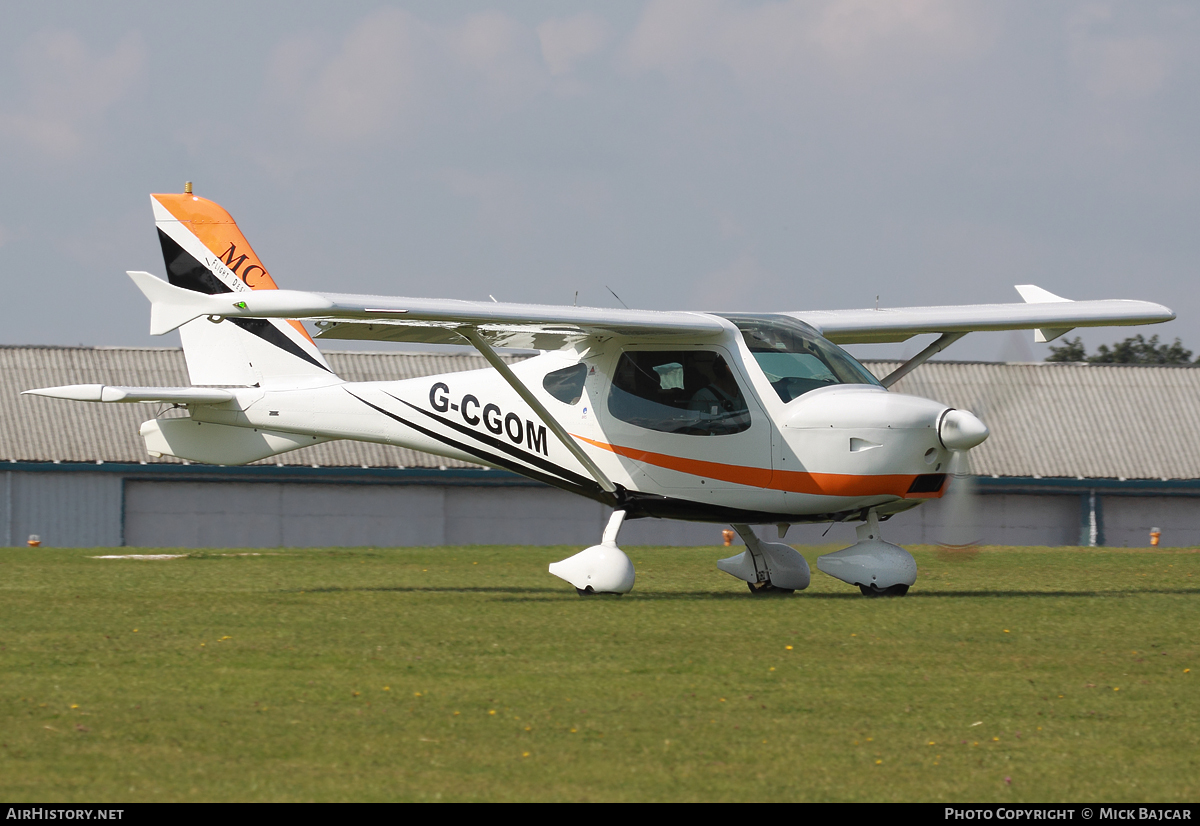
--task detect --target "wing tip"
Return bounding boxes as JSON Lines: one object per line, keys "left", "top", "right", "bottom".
{"left": 1015, "top": 284, "right": 1071, "bottom": 303}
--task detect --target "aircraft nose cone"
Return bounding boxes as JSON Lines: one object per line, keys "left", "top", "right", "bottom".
{"left": 939, "top": 409, "right": 989, "bottom": 451}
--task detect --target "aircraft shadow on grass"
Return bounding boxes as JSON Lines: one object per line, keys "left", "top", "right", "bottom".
{"left": 283, "top": 585, "right": 1200, "bottom": 601}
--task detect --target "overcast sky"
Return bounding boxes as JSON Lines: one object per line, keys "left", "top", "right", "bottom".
{"left": 2, "top": 1, "right": 1196, "bottom": 362}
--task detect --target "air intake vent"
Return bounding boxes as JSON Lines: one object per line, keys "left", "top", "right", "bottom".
{"left": 907, "top": 474, "right": 947, "bottom": 494}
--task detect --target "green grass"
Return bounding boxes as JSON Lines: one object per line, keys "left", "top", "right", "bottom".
{"left": 1, "top": 543, "right": 1197, "bottom": 802}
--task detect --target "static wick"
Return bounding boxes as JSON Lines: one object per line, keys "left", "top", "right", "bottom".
{"left": 574, "top": 290, "right": 578, "bottom": 307}
{"left": 607, "top": 286, "right": 629, "bottom": 310}
{"left": 489, "top": 295, "right": 498, "bottom": 303}
{"left": 876, "top": 295, "right": 880, "bottom": 310}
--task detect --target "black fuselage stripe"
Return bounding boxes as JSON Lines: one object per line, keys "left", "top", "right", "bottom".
{"left": 345, "top": 391, "right": 606, "bottom": 501}
{"left": 386, "top": 393, "right": 599, "bottom": 492}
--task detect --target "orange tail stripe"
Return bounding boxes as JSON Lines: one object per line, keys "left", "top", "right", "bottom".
{"left": 572, "top": 435, "right": 941, "bottom": 499}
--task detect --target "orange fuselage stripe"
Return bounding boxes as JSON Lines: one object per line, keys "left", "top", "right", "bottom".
{"left": 572, "top": 435, "right": 943, "bottom": 499}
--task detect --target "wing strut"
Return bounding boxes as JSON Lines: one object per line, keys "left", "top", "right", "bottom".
{"left": 458, "top": 328, "right": 618, "bottom": 495}
{"left": 879, "top": 332, "right": 967, "bottom": 388}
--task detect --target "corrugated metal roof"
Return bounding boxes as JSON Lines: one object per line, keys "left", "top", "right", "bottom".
{"left": 4, "top": 346, "right": 1199, "bottom": 480}
{"left": 1, "top": 346, "right": 518, "bottom": 469}
{"left": 866, "top": 360, "right": 1200, "bottom": 481}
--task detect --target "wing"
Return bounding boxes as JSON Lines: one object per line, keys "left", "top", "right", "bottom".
{"left": 127, "top": 271, "right": 1173, "bottom": 349}
{"left": 126, "top": 271, "right": 725, "bottom": 348}
{"left": 791, "top": 285, "right": 1174, "bottom": 344}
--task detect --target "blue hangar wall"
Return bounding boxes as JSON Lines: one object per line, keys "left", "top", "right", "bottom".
{"left": 4, "top": 462, "right": 1197, "bottom": 549}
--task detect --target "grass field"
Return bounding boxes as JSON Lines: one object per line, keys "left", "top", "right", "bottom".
{"left": 1, "top": 543, "right": 1197, "bottom": 802}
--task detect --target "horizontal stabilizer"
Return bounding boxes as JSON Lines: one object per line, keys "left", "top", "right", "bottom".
{"left": 23, "top": 384, "right": 237, "bottom": 404}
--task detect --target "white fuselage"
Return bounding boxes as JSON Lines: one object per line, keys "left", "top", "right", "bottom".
{"left": 185, "top": 326, "right": 954, "bottom": 524}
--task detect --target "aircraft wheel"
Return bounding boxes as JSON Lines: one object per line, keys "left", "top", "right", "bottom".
{"left": 747, "top": 581, "right": 795, "bottom": 596}
{"left": 575, "top": 587, "right": 622, "bottom": 597}
{"left": 858, "top": 583, "right": 909, "bottom": 597}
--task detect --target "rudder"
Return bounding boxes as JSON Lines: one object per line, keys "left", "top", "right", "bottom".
{"left": 151, "top": 189, "right": 336, "bottom": 388}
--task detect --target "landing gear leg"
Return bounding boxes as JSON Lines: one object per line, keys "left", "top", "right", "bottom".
{"left": 817, "top": 509, "right": 917, "bottom": 597}
{"left": 549, "top": 510, "right": 636, "bottom": 596}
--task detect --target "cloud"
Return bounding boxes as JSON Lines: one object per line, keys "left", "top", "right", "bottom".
{"left": 537, "top": 13, "right": 611, "bottom": 76}
{"left": 0, "top": 30, "right": 144, "bottom": 160}
{"left": 448, "top": 12, "right": 547, "bottom": 105}
{"left": 1069, "top": 19, "right": 1172, "bottom": 101}
{"left": 265, "top": 9, "right": 429, "bottom": 145}
{"left": 263, "top": 8, "right": 547, "bottom": 148}
{"left": 809, "top": 0, "right": 982, "bottom": 64}
{"left": 623, "top": 0, "right": 986, "bottom": 84}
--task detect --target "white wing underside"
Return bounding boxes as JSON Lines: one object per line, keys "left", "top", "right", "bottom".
{"left": 125, "top": 271, "right": 1174, "bottom": 349}
{"left": 313, "top": 319, "right": 639, "bottom": 350}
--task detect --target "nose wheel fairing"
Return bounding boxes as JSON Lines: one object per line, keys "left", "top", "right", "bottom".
{"left": 817, "top": 510, "right": 917, "bottom": 594}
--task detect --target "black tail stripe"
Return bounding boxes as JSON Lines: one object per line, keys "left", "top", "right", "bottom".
{"left": 157, "top": 228, "right": 329, "bottom": 373}
{"left": 346, "top": 391, "right": 607, "bottom": 501}
{"left": 386, "top": 392, "right": 599, "bottom": 492}
{"left": 228, "top": 318, "right": 330, "bottom": 372}
{"left": 158, "top": 229, "right": 231, "bottom": 295}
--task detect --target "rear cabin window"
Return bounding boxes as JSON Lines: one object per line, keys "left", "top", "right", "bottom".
{"left": 607, "top": 351, "right": 751, "bottom": 436}
{"left": 542, "top": 363, "right": 587, "bottom": 405}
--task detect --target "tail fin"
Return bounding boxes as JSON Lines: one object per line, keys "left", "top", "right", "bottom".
{"left": 151, "top": 191, "right": 336, "bottom": 387}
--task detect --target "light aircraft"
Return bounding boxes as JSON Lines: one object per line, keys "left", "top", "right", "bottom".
{"left": 27, "top": 189, "right": 1175, "bottom": 597}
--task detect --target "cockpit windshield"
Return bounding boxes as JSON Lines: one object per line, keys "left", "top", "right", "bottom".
{"left": 722, "top": 314, "right": 882, "bottom": 403}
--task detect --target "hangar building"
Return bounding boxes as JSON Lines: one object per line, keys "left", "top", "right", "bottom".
{"left": 3, "top": 345, "right": 1198, "bottom": 549}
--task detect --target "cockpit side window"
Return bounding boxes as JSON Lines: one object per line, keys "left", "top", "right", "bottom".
{"left": 607, "top": 350, "right": 751, "bottom": 436}
{"left": 542, "top": 363, "right": 587, "bottom": 405}
{"left": 722, "top": 314, "right": 882, "bottom": 403}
